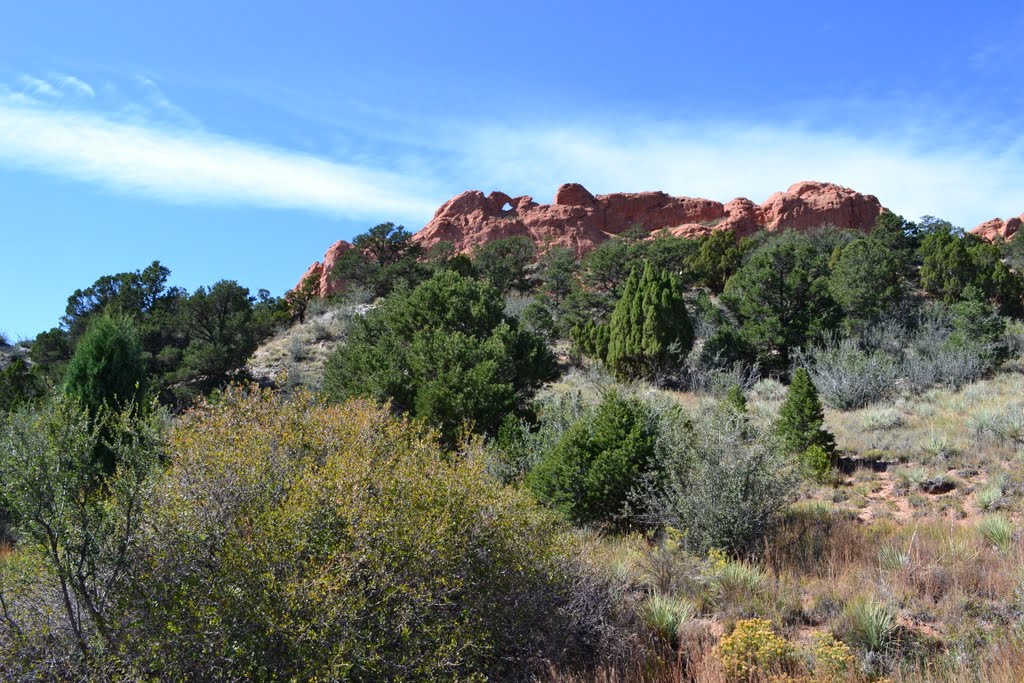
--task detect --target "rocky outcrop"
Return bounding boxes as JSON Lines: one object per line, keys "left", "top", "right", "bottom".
{"left": 296, "top": 181, "right": 886, "bottom": 296}
{"left": 971, "top": 214, "right": 1023, "bottom": 242}
{"left": 757, "top": 181, "right": 884, "bottom": 232}
{"left": 296, "top": 239, "right": 353, "bottom": 297}
{"left": 414, "top": 181, "right": 884, "bottom": 257}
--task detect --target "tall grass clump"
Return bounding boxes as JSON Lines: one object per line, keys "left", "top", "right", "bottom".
{"left": 839, "top": 597, "right": 899, "bottom": 655}
{"left": 977, "top": 514, "right": 1014, "bottom": 553}
{"left": 637, "top": 594, "right": 697, "bottom": 644}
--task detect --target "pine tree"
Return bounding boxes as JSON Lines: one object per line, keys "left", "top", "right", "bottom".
{"left": 776, "top": 368, "right": 835, "bottom": 456}
{"left": 725, "top": 383, "right": 748, "bottom": 414}
{"left": 63, "top": 315, "right": 147, "bottom": 474}
{"left": 605, "top": 263, "right": 693, "bottom": 380}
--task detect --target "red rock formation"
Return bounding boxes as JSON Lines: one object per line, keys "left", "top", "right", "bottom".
{"left": 295, "top": 239, "right": 353, "bottom": 297}
{"left": 296, "top": 181, "right": 886, "bottom": 296}
{"left": 414, "top": 180, "right": 884, "bottom": 257}
{"left": 757, "top": 181, "right": 883, "bottom": 232}
{"left": 971, "top": 214, "right": 1023, "bottom": 242}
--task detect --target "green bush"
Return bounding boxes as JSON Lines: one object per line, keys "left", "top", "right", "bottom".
{"left": 527, "top": 391, "right": 660, "bottom": 527}
{"left": 63, "top": 315, "right": 148, "bottom": 474}
{"left": 606, "top": 263, "right": 694, "bottom": 381}
{"left": 722, "top": 232, "right": 840, "bottom": 371}
{"left": 0, "top": 396, "right": 164, "bottom": 679}
{"left": 114, "top": 387, "right": 611, "bottom": 682}
{"left": 324, "top": 271, "right": 558, "bottom": 447}
{"left": 646, "top": 403, "right": 798, "bottom": 555}
{"left": 776, "top": 368, "right": 836, "bottom": 458}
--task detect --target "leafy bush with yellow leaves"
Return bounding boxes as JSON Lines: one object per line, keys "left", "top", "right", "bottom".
{"left": 115, "top": 386, "right": 612, "bottom": 682}
{"left": 716, "top": 618, "right": 796, "bottom": 681}
{"left": 810, "top": 631, "right": 855, "bottom": 680}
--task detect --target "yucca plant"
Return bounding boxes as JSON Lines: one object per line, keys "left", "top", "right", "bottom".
{"left": 840, "top": 597, "right": 899, "bottom": 654}
{"left": 977, "top": 514, "right": 1014, "bottom": 553}
{"left": 638, "top": 594, "right": 698, "bottom": 644}
{"left": 715, "top": 559, "right": 769, "bottom": 597}
{"left": 975, "top": 481, "right": 1007, "bottom": 512}
{"left": 877, "top": 545, "right": 910, "bottom": 572}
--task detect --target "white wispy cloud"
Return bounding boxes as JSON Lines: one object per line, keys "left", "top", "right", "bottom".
{"left": 134, "top": 75, "right": 201, "bottom": 127}
{"left": 0, "top": 100, "right": 441, "bottom": 220}
{"left": 51, "top": 73, "right": 95, "bottom": 98}
{"left": 0, "top": 73, "right": 1021, "bottom": 231}
{"left": 18, "top": 75, "right": 60, "bottom": 98}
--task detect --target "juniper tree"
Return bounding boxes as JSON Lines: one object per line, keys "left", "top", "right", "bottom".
{"left": 605, "top": 263, "right": 694, "bottom": 381}
{"left": 63, "top": 315, "right": 147, "bottom": 474}
{"left": 776, "top": 367, "right": 836, "bottom": 458}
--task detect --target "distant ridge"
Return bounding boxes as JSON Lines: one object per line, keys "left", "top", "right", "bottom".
{"left": 296, "top": 181, "right": 1019, "bottom": 297}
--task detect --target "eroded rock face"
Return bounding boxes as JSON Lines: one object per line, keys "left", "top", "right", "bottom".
{"left": 971, "top": 215, "right": 1023, "bottom": 242}
{"left": 414, "top": 181, "right": 884, "bottom": 257}
{"left": 296, "top": 239, "right": 353, "bottom": 297}
{"left": 296, "top": 181, "right": 886, "bottom": 296}
{"left": 757, "top": 181, "right": 884, "bottom": 232}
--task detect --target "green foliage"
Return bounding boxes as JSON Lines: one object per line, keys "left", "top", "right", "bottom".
{"left": 829, "top": 237, "right": 906, "bottom": 330}
{"left": 871, "top": 210, "right": 918, "bottom": 259}
{"left": 570, "top": 320, "right": 610, "bottom": 361}
{"left": 284, "top": 271, "right": 320, "bottom": 323}
{"left": 538, "top": 245, "right": 578, "bottom": 302}
{"left": 63, "top": 315, "right": 148, "bottom": 475}
{"left": 163, "top": 280, "right": 263, "bottom": 404}
{"left": 776, "top": 368, "right": 836, "bottom": 458}
{"left": 332, "top": 222, "right": 429, "bottom": 298}
{"left": 839, "top": 597, "right": 899, "bottom": 654}
{"left": 0, "top": 396, "right": 164, "bottom": 677}
{"left": 61, "top": 260, "right": 180, "bottom": 341}
{"left": 648, "top": 404, "right": 798, "bottom": 555}
{"left": 725, "top": 383, "right": 748, "bottom": 414}
{"left": 64, "top": 315, "right": 146, "bottom": 420}
{"left": 0, "top": 358, "right": 46, "bottom": 413}
{"left": 637, "top": 594, "right": 697, "bottom": 644}
{"left": 471, "top": 235, "right": 537, "bottom": 294}
{"left": 324, "top": 271, "right": 558, "bottom": 446}
{"left": 581, "top": 237, "right": 635, "bottom": 296}
{"left": 114, "top": 388, "right": 606, "bottom": 681}
{"left": 723, "top": 232, "right": 840, "bottom": 370}
{"left": 800, "top": 444, "right": 834, "bottom": 483}
{"left": 426, "top": 240, "right": 477, "bottom": 278}
{"left": 976, "top": 514, "right": 1014, "bottom": 553}
{"left": 637, "top": 232, "right": 702, "bottom": 287}
{"left": 520, "top": 296, "right": 558, "bottom": 343}
{"left": 527, "top": 391, "right": 659, "bottom": 527}
{"left": 693, "top": 229, "right": 743, "bottom": 293}
{"left": 919, "top": 229, "right": 976, "bottom": 303}
{"left": 606, "top": 263, "right": 694, "bottom": 380}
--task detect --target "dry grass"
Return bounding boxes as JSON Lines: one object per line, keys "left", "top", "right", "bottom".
{"left": 543, "top": 365, "right": 1024, "bottom": 682}
{"left": 246, "top": 305, "right": 358, "bottom": 390}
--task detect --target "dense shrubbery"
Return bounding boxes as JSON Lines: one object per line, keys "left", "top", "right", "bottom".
{"left": 0, "top": 388, "right": 614, "bottom": 681}
{"left": 323, "top": 271, "right": 558, "bottom": 446}
{"left": 648, "top": 403, "right": 799, "bottom": 555}
{"left": 0, "top": 396, "right": 164, "bottom": 680}
{"left": 500, "top": 382, "right": 797, "bottom": 554}
{"left": 526, "top": 390, "right": 661, "bottom": 527}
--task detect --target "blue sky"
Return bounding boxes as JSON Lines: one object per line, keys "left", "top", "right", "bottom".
{"left": 1, "top": 1, "right": 1023, "bottom": 339}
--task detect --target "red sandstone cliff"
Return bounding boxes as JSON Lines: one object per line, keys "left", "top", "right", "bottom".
{"left": 970, "top": 214, "right": 1023, "bottom": 242}
{"left": 414, "top": 180, "right": 884, "bottom": 258}
{"left": 296, "top": 180, "right": 886, "bottom": 296}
